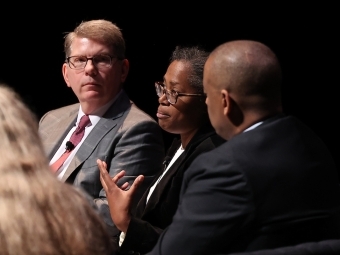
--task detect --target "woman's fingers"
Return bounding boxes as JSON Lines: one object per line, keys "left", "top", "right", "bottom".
{"left": 97, "top": 159, "right": 112, "bottom": 187}
{"left": 128, "top": 175, "right": 145, "bottom": 195}
{"left": 120, "top": 182, "right": 129, "bottom": 190}
{"left": 97, "top": 159, "right": 127, "bottom": 192}
{"left": 112, "top": 170, "right": 126, "bottom": 184}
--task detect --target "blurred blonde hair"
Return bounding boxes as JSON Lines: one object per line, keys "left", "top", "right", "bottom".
{"left": 0, "top": 84, "right": 113, "bottom": 255}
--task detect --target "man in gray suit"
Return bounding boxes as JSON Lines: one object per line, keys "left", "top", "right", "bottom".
{"left": 38, "top": 19, "right": 165, "bottom": 244}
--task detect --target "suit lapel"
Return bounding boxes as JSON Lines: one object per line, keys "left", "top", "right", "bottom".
{"left": 135, "top": 139, "right": 181, "bottom": 216}
{"left": 60, "top": 91, "right": 132, "bottom": 182}
{"left": 41, "top": 105, "right": 79, "bottom": 159}
{"left": 139, "top": 123, "right": 219, "bottom": 216}
{"left": 143, "top": 151, "right": 187, "bottom": 213}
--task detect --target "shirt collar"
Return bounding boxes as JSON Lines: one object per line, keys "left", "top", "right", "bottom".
{"left": 243, "top": 121, "right": 263, "bottom": 132}
{"left": 77, "top": 89, "right": 123, "bottom": 125}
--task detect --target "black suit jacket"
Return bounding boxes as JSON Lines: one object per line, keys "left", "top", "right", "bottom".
{"left": 119, "top": 123, "right": 226, "bottom": 254}
{"left": 226, "top": 239, "right": 340, "bottom": 255}
{"left": 147, "top": 114, "right": 340, "bottom": 255}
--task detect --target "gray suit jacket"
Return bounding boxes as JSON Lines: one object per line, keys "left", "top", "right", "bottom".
{"left": 39, "top": 90, "right": 165, "bottom": 238}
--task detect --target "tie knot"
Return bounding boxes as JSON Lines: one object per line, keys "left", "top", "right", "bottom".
{"left": 78, "top": 115, "right": 91, "bottom": 129}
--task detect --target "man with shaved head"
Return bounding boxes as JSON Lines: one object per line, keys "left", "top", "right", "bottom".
{"left": 146, "top": 40, "right": 340, "bottom": 255}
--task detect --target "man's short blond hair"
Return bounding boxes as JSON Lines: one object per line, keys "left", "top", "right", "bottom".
{"left": 64, "top": 19, "right": 125, "bottom": 59}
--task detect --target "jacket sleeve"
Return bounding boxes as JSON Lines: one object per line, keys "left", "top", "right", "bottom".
{"left": 120, "top": 216, "right": 164, "bottom": 254}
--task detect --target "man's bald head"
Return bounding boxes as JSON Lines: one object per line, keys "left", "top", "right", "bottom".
{"left": 206, "top": 40, "right": 282, "bottom": 112}
{"left": 203, "top": 40, "right": 283, "bottom": 139}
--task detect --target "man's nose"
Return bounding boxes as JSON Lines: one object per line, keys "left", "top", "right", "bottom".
{"left": 84, "top": 59, "right": 98, "bottom": 75}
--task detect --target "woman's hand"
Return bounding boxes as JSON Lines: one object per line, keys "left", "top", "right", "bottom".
{"left": 97, "top": 159, "right": 144, "bottom": 232}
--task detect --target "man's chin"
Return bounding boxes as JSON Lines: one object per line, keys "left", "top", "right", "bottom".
{"left": 83, "top": 90, "right": 102, "bottom": 99}
{"left": 79, "top": 92, "right": 103, "bottom": 103}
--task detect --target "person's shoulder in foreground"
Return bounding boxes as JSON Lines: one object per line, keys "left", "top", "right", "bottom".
{"left": 146, "top": 40, "right": 340, "bottom": 255}
{"left": 38, "top": 19, "right": 165, "bottom": 243}
{"left": 0, "top": 83, "right": 114, "bottom": 255}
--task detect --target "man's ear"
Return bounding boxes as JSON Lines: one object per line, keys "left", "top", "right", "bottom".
{"left": 223, "top": 89, "right": 243, "bottom": 126}
{"left": 221, "top": 89, "right": 229, "bottom": 116}
{"left": 120, "top": 59, "right": 129, "bottom": 83}
{"left": 62, "top": 63, "right": 71, "bottom": 88}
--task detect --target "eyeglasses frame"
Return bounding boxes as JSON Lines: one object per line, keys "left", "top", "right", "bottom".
{"left": 65, "top": 54, "right": 120, "bottom": 70}
{"left": 155, "top": 81, "right": 205, "bottom": 105}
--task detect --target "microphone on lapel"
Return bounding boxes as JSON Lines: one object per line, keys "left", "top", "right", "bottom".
{"left": 65, "top": 141, "right": 75, "bottom": 151}
{"left": 162, "top": 156, "right": 172, "bottom": 171}
{"left": 152, "top": 156, "right": 173, "bottom": 188}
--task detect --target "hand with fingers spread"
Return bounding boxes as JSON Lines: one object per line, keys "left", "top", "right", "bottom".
{"left": 97, "top": 159, "right": 144, "bottom": 233}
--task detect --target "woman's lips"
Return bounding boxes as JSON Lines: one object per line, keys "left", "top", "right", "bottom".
{"left": 156, "top": 112, "right": 170, "bottom": 119}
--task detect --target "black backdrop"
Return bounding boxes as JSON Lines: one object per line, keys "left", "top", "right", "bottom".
{"left": 0, "top": 5, "right": 338, "bottom": 173}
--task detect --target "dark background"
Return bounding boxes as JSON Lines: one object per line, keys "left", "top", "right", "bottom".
{"left": 0, "top": 5, "right": 338, "bottom": 172}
